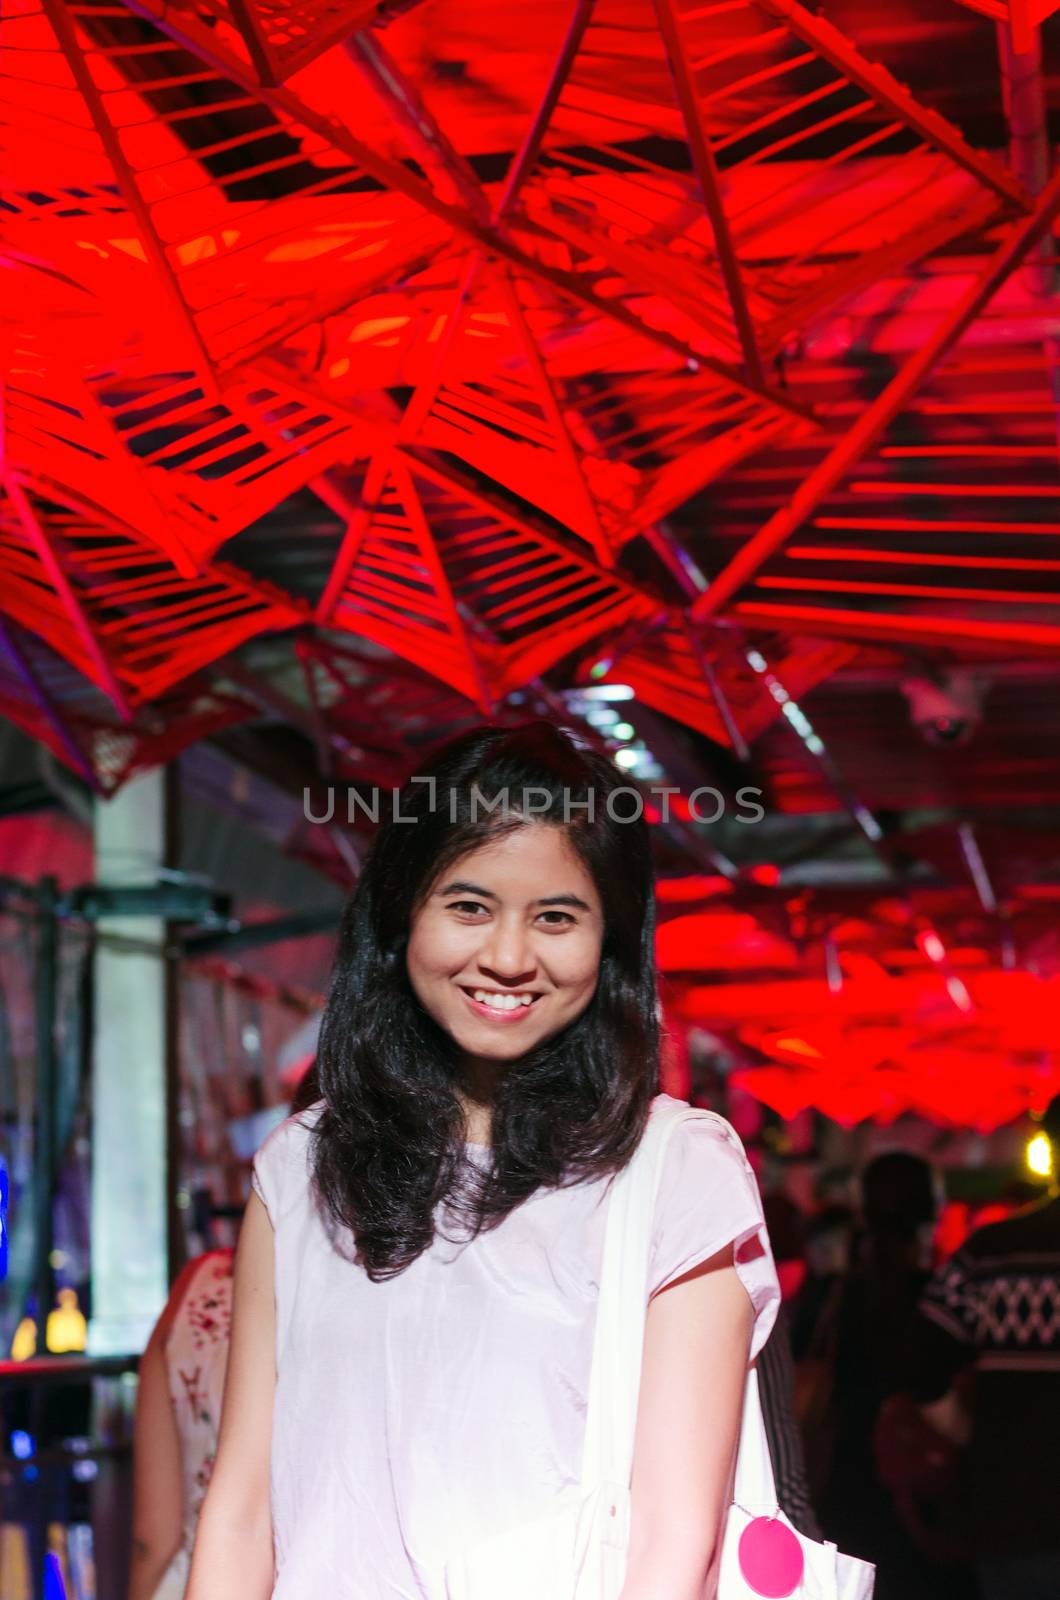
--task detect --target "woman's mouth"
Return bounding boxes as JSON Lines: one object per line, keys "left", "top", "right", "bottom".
{"left": 459, "top": 987, "right": 543, "bottom": 1022}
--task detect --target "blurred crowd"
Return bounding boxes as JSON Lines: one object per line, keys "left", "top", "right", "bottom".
{"left": 767, "top": 1094, "right": 1060, "bottom": 1600}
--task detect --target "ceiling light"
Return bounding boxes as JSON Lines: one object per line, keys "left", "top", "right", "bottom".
{"left": 582, "top": 684, "right": 634, "bottom": 701}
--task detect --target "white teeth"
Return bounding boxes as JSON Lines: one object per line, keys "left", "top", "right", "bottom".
{"left": 471, "top": 989, "right": 536, "bottom": 1010}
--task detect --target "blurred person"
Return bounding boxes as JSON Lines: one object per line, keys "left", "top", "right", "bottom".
{"left": 906, "top": 1094, "right": 1060, "bottom": 1600}
{"left": 183, "top": 722, "right": 780, "bottom": 1600}
{"left": 128, "top": 1065, "right": 320, "bottom": 1600}
{"left": 129, "top": 1250, "right": 234, "bottom": 1600}
{"left": 789, "top": 1201, "right": 854, "bottom": 1504}
{"left": 790, "top": 1201, "right": 855, "bottom": 1357}
{"left": 814, "top": 1165, "right": 856, "bottom": 1210}
{"left": 762, "top": 1191, "right": 807, "bottom": 1305}
{"left": 807, "top": 1151, "right": 968, "bottom": 1599}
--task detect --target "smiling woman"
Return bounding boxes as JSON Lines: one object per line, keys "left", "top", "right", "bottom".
{"left": 183, "top": 720, "right": 780, "bottom": 1600}
{"left": 407, "top": 825, "right": 606, "bottom": 1137}
{"left": 302, "top": 718, "right": 665, "bottom": 1256}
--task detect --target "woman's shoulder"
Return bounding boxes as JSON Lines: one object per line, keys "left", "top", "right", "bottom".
{"left": 258, "top": 1096, "right": 324, "bottom": 1154}
{"left": 644, "top": 1095, "right": 765, "bottom": 1244}
{"left": 251, "top": 1099, "right": 324, "bottom": 1220}
{"left": 647, "top": 1094, "right": 751, "bottom": 1162}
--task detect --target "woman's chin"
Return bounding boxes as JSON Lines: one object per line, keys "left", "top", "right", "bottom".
{"left": 457, "top": 1029, "right": 544, "bottom": 1061}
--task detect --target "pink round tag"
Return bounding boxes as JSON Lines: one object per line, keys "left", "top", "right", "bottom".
{"left": 737, "top": 1516, "right": 804, "bottom": 1597}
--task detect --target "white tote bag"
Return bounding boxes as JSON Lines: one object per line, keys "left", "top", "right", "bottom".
{"left": 445, "top": 1100, "right": 874, "bottom": 1600}
{"left": 718, "top": 1365, "right": 875, "bottom": 1599}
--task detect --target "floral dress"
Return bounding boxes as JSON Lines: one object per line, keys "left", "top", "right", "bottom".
{"left": 150, "top": 1248, "right": 234, "bottom": 1600}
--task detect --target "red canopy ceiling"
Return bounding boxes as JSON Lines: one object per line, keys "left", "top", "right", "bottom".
{"left": 3, "top": 0, "right": 1059, "bottom": 769}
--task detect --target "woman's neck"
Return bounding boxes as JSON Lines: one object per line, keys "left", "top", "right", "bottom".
{"left": 455, "top": 1087, "right": 493, "bottom": 1146}
{"left": 461, "top": 1105, "right": 492, "bottom": 1146}
{"left": 455, "top": 1057, "right": 499, "bottom": 1147}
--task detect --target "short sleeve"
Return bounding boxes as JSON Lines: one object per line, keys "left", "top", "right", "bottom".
{"left": 648, "top": 1112, "right": 780, "bottom": 1360}
{"left": 250, "top": 1119, "right": 286, "bottom": 1224}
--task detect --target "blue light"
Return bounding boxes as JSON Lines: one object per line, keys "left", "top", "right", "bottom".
{"left": 44, "top": 1550, "right": 69, "bottom": 1600}
{"left": 12, "top": 1430, "right": 34, "bottom": 1460}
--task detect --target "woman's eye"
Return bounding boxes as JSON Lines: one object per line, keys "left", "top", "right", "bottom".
{"left": 446, "top": 903, "right": 573, "bottom": 926}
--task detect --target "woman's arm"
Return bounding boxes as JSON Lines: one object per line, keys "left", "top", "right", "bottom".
{"left": 620, "top": 1242, "right": 754, "bottom": 1600}
{"left": 128, "top": 1305, "right": 185, "bottom": 1600}
{"left": 184, "top": 1192, "right": 276, "bottom": 1600}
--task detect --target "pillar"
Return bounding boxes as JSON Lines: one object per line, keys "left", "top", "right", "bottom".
{"left": 87, "top": 768, "right": 171, "bottom": 1355}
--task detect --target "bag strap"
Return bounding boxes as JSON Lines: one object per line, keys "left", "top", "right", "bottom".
{"left": 733, "top": 1366, "right": 781, "bottom": 1515}
{"left": 581, "top": 1100, "right": 782, "bottom": 1520}
{"left": 580, "top": 1099, "right": 695, "bottom": 1489}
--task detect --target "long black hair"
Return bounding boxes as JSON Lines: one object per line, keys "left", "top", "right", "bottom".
{"left": 306, "top": 718, "right": 661, "bottom": 1279}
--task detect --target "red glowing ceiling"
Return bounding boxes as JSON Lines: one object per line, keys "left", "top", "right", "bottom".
{"left": 4, "top": 0, "right": 1060, "bottom": 789}
{"left": 656, "top": 879, "right": 1060, "bottom": 1131}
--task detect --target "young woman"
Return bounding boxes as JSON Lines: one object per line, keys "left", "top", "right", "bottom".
{"left": 185, "top": 720, "right": 779, "bottom": 1600}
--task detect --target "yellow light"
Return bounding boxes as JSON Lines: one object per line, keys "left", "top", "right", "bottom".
{"left": 11, "top": 1316, "right": 37, "bottom": 1362}
{"left": 1027, "top": 1133, "right": 1053, "bottom": 1178}
{"left": 47, "top": 1287, "right": 87, "bottom": 1354}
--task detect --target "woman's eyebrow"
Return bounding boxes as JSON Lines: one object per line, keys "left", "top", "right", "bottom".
{"left": 436, "top": 880, "right": 592, "bottom": 912}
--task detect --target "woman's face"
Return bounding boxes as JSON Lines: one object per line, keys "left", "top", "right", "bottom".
{"left": 406, "top": 823, "right": 605, "bottom": 1070}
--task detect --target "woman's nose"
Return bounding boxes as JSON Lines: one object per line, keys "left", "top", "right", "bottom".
{"left": 477, "top": 918, "right": 535, "bottom": 979}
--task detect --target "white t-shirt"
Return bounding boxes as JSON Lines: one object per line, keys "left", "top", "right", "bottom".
{"left": 252, "top": 1093, "right": 779, "bottom": 1598}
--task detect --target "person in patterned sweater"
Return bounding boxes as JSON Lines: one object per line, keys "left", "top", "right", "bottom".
{"left": 907, "top": 1094, "right": 1060, "bottom": 1600}
{"left": 129, "top": 1249, "right": 235, "bottom": 1600}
